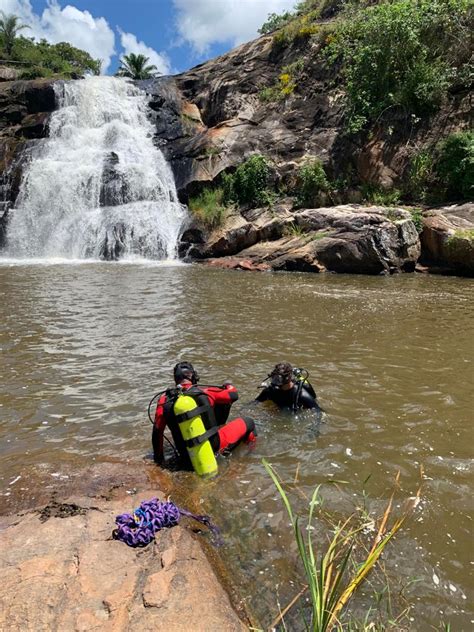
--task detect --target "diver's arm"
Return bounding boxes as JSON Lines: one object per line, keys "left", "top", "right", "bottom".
{"left": 255, "top": 388, "right": 270, "bottom": 402}
{"left": 298, "top": 387, "right": 319, "bottom": 409}
{"left": 206, "top": 384, "right": 239, "bottom": 404}
{"left": 152, "top": 395, "right": 167, "bottom": 463}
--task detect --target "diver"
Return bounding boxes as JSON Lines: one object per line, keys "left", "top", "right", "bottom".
{"left": 256, "top": 362, "right": 321, "bottom": 412}
{"left": 151, "top": 362, "right": 256, "bottom": 471}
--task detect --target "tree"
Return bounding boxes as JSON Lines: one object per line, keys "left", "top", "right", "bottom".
{"left": 0, "top": 11, "right": 29, "bottom": 57}
{"left": 116, "top": 53, "right": 158, "bottom": 80}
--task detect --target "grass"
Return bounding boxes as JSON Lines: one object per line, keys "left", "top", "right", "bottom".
{"left": 264, "top": 460, "right": 420, "bottom": 631}
{"left": 188, "top": 187, "right": 227, "bottom": 230}
{"left": 284, "top": 221, "right": 306, "bottom": 237}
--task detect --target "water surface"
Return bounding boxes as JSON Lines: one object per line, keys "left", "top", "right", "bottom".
{"left": 0, "top": 263, "right": 472, "bottom": 629}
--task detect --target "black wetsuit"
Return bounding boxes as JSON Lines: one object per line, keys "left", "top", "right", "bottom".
{"left": 256, "top": 382, "right": 319, "bottom": 411}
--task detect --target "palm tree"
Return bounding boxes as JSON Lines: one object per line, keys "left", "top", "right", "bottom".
{"left": 0, "top": 12, "right": 29, "bottom": 57}
{"left": 116, "top": 53, "right": 158, "bottom": 80}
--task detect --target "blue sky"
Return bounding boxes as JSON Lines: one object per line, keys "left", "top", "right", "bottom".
{"left": 0, "top": 0, "right": 297, "bottom": 74}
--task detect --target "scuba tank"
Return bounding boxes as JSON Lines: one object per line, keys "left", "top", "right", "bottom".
{"left": 173, "top": 390, "right": 219, "bottom": 478}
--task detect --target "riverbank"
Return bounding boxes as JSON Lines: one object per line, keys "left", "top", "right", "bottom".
{"left": 0, "top": 461, "right": 249, "bottom": 631}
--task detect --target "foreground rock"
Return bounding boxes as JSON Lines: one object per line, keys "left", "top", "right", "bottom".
{"left": 0, "top": 489, "right": 247, "bottom": 632}
{"left": 420, "top": 203, "right": 474, "bottom": 276}
{"left": 188, "top": 203, "right": 421, "bottom": 275}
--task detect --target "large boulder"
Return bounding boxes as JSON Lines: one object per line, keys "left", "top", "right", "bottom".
{"left": 420, "top": 203, "right": 474, "bottom": 276}
{"left": 196, "top": 204, "right": 421, "bottom": 274}
{"left": 0, "top": 489, "right": 247, "bottom": 631}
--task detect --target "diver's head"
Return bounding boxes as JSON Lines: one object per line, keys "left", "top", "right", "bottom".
{"left": 270, "top": 362, "right": 294, "bottom": 390}
{"left": 173, "top": 361, "right": 199, "bottom": 385}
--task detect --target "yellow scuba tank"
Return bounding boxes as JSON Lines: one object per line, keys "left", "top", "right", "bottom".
{"left": 173, "top": 394, "right": 218, "bottom": 478}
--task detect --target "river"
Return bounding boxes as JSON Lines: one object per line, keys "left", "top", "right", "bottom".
{"left": 0, "top": 262, "right": 472, "bottom": 629}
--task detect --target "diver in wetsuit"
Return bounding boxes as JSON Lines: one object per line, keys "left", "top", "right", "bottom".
{"left": 152, "top": 362, "right": 256, "bottom": 468}
{"left": 256, "top": 362, "right": 320, "bottom": 411}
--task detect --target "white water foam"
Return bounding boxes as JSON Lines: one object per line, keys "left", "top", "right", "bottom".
{"left": 2, "top": 76, "right": 187, "bottom": 260}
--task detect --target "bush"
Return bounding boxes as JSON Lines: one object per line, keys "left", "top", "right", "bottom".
{"left": 296, "top": 159, "right": 330, "bottom": 207}
{"left": 188, "top": 187, "right": 227, "bottom": 230}
{"left": 436, "top": 131, "right": 474, "bottom": 200}
{"left": 7, "top": 35, "right": 101, "bottom": 78}
{"left": 223, "top": 155, "right": 272, "bottom": 207}
{"left": 324, "top": 0, "right": 473, "bottom": 133}
{"left": 406, "top": 150, "right": 434, "bottom": 202}
{"left": 258, "top": 11, "right": 293, "bottom": 34}
{"left": 361, "top": 184, "right": 402, "bottom": 206}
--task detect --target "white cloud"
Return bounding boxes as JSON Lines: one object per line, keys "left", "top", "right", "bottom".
{"left": 173, "top": 0, "right": 297, "bottom": 54}
{"left": 0, "top": 0, "right": 116, "bottom": 71}
{"left": 118, "top": 29, "right": 171, "bottom": 76}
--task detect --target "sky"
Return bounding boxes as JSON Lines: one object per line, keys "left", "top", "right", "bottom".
{"left": 0, "top": 0, "right": 298, "bottom": 74}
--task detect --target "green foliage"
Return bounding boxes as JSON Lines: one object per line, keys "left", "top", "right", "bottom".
{"left": 406, "top": 150, "right": 434, "bottom": 202}
{"left": 259, "top": 58, "right": 305, "bottom": 102}
{"left": 263, "top": 459, "right": 416, "bottom": 632}
{"left": 324, "top": 0, "right": 473, "bottom": 133}
{"left": 258, "top": 11, "right": 293, "bottom": 34}
{"left": 436, "top": 131, "right": 474, "bottom": 200}
{"left": 0, "top": 11, "right": 29, "bottom": 56}
{"left": 284, "top": 221, "right": 305, "bottom": 237}
{"left": 116, "top": 53, "right": 158, "bottom": 80}
{"left": 273, "top": 13, "right": 321, "bottom": 50}
{"left": 296, "top": 158, "right": 330, "bottom": 207}
{"left": 361, "top": 185, "right": 401, "bottom": 207}
{"left": 223, "top": 155, "right": 272, "bottom": 207}
{"left": 8, "top": 35, "right": 100, "bottom": 78}
{"left": 409, "top": 208, "right": 424, "bottom": 233}
{"left": 188, "top": 187, "right": 227, "bottom": 230}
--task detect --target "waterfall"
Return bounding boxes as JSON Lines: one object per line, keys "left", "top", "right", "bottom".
{"left": 3, "top": 76, "right": 187, "bottom": 260}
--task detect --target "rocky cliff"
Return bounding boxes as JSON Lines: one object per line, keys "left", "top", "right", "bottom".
{"left": 140, "top": 18, "right": 472, "bottom": 276}
{"left": 0, "top": 25, "right": 472, "bottom": 274}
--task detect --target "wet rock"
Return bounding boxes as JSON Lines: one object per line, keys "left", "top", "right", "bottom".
{"left": 0, "top": 489, "right": 247, "bottom": 632}
{"left": 420, "top": 203, "right": 474, "bottom": 276}
{"left": 0, "top": 78, "right": 56, "bottom": 228}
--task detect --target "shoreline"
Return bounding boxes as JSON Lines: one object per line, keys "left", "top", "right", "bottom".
{"left": 0, "top": 460, "right": 252, "bottom": 631}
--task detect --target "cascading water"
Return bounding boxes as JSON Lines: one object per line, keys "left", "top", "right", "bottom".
{"left": 2, "top": 76, "right": 187, "bottom": 260}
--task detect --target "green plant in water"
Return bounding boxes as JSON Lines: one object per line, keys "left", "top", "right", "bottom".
{"left": 264, "top": 460, "right": 418, "bottom": 631}
{"left": 188, "top": 187, "right": 227, "bottom": 230}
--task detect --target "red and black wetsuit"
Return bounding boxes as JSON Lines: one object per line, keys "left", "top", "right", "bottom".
{"left": 152, "top": 382, "right": 256, "bottom": 467}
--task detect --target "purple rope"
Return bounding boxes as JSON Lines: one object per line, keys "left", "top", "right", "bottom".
{"left": 113, "top": 498, "right": 223, "bottom": 547}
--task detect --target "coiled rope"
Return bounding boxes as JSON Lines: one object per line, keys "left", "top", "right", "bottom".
{"left": 113, "top": 498, "right": 222, "bottom": 547}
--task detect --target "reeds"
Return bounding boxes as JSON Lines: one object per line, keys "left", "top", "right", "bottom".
{"left": 263, "top": 460, "right": 421, "bottom": 631}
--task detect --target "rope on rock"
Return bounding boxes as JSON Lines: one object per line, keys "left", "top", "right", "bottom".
{"left": 113, "top": 497, "right": 223, "bottom": 547}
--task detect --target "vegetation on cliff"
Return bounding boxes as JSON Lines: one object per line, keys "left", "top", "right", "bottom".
{"left": 0, "top": 11, "right": 101, "bottom": 78}
{"left": 254, "top": 0, "right": 473, "bottom": 205}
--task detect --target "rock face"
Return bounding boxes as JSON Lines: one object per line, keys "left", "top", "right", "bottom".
{"left": 143, "top": 35, "right": 471, "bottom": 199}
{"left": 189, "top": 204, "right": 421, "bottom": 275}
{"left": 420, "top": 203, "right": 474, "bottom": 276}
{"left": 0, "top": 79, "right": 56, "bottom": 246}
{"left": 0, "top": 490, "right": 247, "bottom": 632}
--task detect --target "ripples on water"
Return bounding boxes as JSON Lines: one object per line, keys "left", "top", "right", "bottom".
{"left": 0, "top": 263, "right": 472, "bottom": 629}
